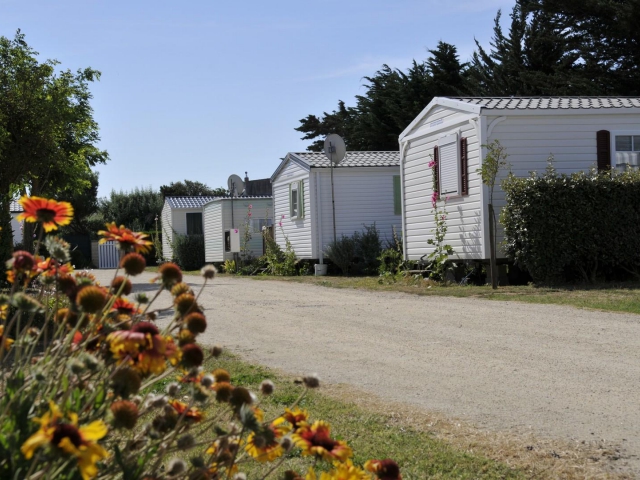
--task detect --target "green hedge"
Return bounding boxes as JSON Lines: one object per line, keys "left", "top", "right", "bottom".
{"left": 174, "top": 234, "right": 205, "bottom": 271}
{"left": 501, "top": 169, "right": 640, "bottom": 283}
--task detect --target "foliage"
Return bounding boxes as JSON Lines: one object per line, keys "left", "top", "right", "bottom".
{"left": 501, "top": 167, "right": 640, "bottom": 283}
{"left": 173, "top": 233, "right": 205, "bottom": 271}
{"left": 240, "top": 204, "right": 253, "bottom": 265}
{"left": 0, "top": 31, "right": 108, "bottom": 253}
{"left": 325, "top": 235, "right": 357, "bottom": 276}
{"left": 354, "top": 224, "right": 382, "bottom": 275}
{"left": 378, "top": 228, "right": 405, "bottom": 275}
{"left": 426, "top": 159, "right": 455, "bottom": 282}
{"left": 97, "top": 187, "right": 163, "bottom": 233}
{"left": 223, "top": 258, "right": 236, "bottom": 274}
{"left": 296, "top": 42, "right": 467, "bottom": 151}
{"left": 261, "top": 224, "right": 297, "bottom": 276}
{"left": 159, "top": 180, "right": 227, "bottom": 198}
{"left": 0, "top": 195, "right": 402, "bottom": 480}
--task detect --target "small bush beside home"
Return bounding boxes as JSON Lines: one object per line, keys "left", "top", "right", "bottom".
{"left": 0, "top": 195, "right": 402, "bottom": 480}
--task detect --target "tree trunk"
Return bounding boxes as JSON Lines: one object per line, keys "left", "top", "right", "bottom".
{"left": 0, "top": 194, "right": 14, "bottom": 267}
{"left": 488, "top": 203, "right": 498, "bottom": 289}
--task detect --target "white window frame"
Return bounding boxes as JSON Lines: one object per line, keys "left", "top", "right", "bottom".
{"left": 610, "top": 130, "right": 640, "bottom": 171}
{"left": 438, "top": 131, "right": 461, "bottom": 197}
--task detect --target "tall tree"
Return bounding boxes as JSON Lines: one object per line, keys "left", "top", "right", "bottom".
{"left": 97, "top": 187, "right": 163, "bottom": 232}
{"left": 159, "top": 180, "right": 227, "bottom": 198}
{"left": 295, "top": 42, "right": 468, "bottom": 151}
{"left": 0, "top": 31, "right": 108, "bottom": 257}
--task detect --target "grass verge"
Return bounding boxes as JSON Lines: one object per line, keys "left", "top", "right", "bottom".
{"left": 149, "top": 353, "right": 626, "bottom": 479}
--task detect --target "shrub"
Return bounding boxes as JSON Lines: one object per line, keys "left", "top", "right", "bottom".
{"left": 262, "top": 227, "right": 297, "bottom": 276}
{"left": 0, "top": 195, "right": 402, "bottom": 480}
{"left": 378, "top": 228, "right": 405, "bottom": 275}
{"left": 354, "top": 224, "right": 381, "bottom": 275}
{"left": 501, "top": 168, "right": 640, "bottom": 283}
{"left": 173, "top": 233, "right": 204, "bottom": 270}
{"left": 325, "top": 235, "right": 356, "bottom": 275}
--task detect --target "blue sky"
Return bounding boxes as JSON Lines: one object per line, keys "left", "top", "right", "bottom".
{"left": 1, "top": 0, "right": 514, "bottom": 198}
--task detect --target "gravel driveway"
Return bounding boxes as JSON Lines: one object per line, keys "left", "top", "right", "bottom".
{"left": 94, "top": 270, "right": 640, "bottom": 472}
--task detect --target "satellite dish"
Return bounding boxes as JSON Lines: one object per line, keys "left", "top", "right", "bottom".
{"left": 227, "top": 174, "right": 245, "bottom": 197}
{"left": 324, "top": 134, "right": 346, "bottom": 165}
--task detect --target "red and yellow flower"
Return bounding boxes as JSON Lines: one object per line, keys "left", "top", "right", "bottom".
{"left": 21, "top": 401, "right": 108, "bottom": 480}
{"left": 107, "top": 322, "right": 180, "bottom": 375}
{"left": 168, "top": 400, "right": 204, "bottom": 422}
{"left": 17, "top": 195, "right": 74, "bottom": 232}
{"left": 292, "top": 421, "right": 352, "bottom": 463}
{"left": 98, "top": 223, "right": 152, "bottom": 254}
{"left": 245, "top": 415, "right": 289, "bottom": 463}
{"left": 38, "top": 257, "right": 74, "bottom": 278}
{"left": 282, "top": 407, "right": 309, "bottom": 431}
{"left": 306, "top": 461, "right": 370, "bottom": 480}
{"left": 111, "top": 297, "right": 139, "bottom": 316}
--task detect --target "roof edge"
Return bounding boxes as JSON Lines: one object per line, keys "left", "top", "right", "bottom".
{"left": 399, "top": 97, "right": 482, "bottom": 142}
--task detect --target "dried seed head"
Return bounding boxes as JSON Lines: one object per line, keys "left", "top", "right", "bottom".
{"left": 184, "top": 312, "right": 207, "bottom": 334}
{"left": 233, "top": 473, "right": 247, "bottom": 480}
{"left": 230, "top": 387, "right": 253, "bottom": 410}
{"left": 174, "top": 293, "right": 196, "bottom": 315}
{"left": 167, "top": 458, "right": 187, "bottom": 476}
{"left": 181, "top": 344, "right": 204, "bottom": 368}
{"left": 176, "top": 433, "right": 195, "bottom": 450}
{"left": 80, "top": 352, "right": 101, "bottom": 371}
{"left": 56, "top": 274, "right": 77, "bottom": 300}
{"left": 165, "top": 382, "right": 180, "bottom": 397}
{"left": 178, "top": 329, "right": 196, "bottom": 346}
{"left": 68, "top": 358, "right": 85, "bottom": 375}
{"left": 213, "top": 368, "right": 231, "bottom": 383}
{"left": 303, "top": 374, "right": 320, "bottom": 389}
{"left": 111, "top": 400, "right": 139, "bottom": 429}
{"left": 193, "top": 385, "right": 210, "bottom": 403}
{"left": 214, "top": 382, "right": 233, "bottom": 403}
{"left": 120, "top": 253, "right": 146, "bottom": 276}
{"left": 9, "top": 250, "right": 35, "bottom": 271}
{"left": 111, "top": 276, "right": 132, "bottom": 296}
{"left": 111, "top": 368, "right": 142, "bottom": 398}
{"left": 171, "top": 282, "right": 192, "bottom": 297}
{"left": 158, "top": 262, "right": 183, "bottom": 288}
{"left": 281, "top": 436, "right": 293, "bottom": 452}
{"left": 11, "top": 293, "right": 43, "bottom": 314}
{"left": 75, "top": 286, "right": 107, "bottom": 313}
{"left": 151, "top": 394, "right": 168, "bottom": 408}
{"left": 135, "top": 292, "right": 149, "bottom": 304}
{"left": 45, "top": 236, "right": 71, "bottom": 263}
{"left": 211, "top": 345, "right": 223, "bottom": 358}
{"left": 260, "top": 379, "right": 274, "bottom": 395}
{"left": 201, "top": 264, "right": 217, "bottom": 279}
{"left": 200, "top": 374, "right": 214, "bottom": 388}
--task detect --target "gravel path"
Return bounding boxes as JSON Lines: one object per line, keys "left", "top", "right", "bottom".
{"left": 95, "top": 270, "right": 640, "bottom": 472}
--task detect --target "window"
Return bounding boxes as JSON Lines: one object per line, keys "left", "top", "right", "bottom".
{"left": 438, "top": 133, "right": 460, "bottom": 196}
{"left": 289, "top": 181, "right": 305, "bottom": 219}
{"left": 393, "top": 175, "right": 401, "bottom": 215}
{"left": 614, "top": 134, "right": 640, "bottom": 172}
{"left": 186, "top": 212, "right": 203, "bottom": 235}
{"left": 224, "top": 230, "right": 231, "bottom": 252}
{"left": 251, "top": 218, "right": 273, "bottom": 233}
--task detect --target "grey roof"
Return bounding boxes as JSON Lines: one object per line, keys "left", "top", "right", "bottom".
{"left": 452, "top": 97, "right": 640, "bottom": 110}
{"left": 290, "top": 151, "right": 400, "bottom": 168}
{"left": 166, "top": 196, "right": 220, "bottom": 209}
{"left": 10, "top": 200, "right": 23, "bottom": 212}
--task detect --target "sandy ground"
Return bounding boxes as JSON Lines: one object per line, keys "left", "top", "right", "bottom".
{"left": 94, "top": 270, "right": 640, "bottom": 475}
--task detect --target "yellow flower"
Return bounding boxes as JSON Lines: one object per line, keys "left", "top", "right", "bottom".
{"left": 0, "top": 304, "right": 8, "bottom": 321}
{"left": 0, "top": 325, "right": 14, "bottom": 351}
{"left": 21, "top": 402, "right": 108, "bottom": 480}
{"left": 98, "top": 222, "right": 152, "bottom": 254}
{"left": 292, "top": 420, "right": 352, "bottom": 463}
{"left": 306, "top": 461, "right": 371, "bottom": 480}
{"left": 245, "top": 416, "right": 289, "bottom": 463}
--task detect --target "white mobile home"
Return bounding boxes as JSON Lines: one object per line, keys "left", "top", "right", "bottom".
{"left": 203, "top": 196, "right": 273, "bottom": 262}
{"left": 161, "top": 196, "right": 218, "bottom": 261}
{"left": 398, "top": 96, "right": 640, "bottom": 262}
{"left": 270, "top": 151, "right": 401, "bottom": 261}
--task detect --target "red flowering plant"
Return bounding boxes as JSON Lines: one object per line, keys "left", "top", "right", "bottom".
{"left": 0, "top": 195, "right": 401, "bottom": 479}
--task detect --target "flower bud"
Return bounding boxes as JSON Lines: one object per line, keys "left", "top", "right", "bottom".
{"left": 260, "top": 380, "right": 274, "bottom": 395}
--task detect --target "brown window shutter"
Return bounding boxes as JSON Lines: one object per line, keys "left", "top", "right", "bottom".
{"left": 460, "top": 137, "right": 468, "bottom": 195}
{"left": 596, "top": 130, "right": 611, "bottom": 172}
{"left": 433, "top": 146, "right": 440, "bottom": 198}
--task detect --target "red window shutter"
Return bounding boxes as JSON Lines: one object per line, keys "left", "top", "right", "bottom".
{"left": 596, "top": 130, "right": 611, "bottom": 172}
{"left": 460, "top": 137, "right": 468, "bottom": 195}
{"left": 433, "top": 145, "right": 440, "bottom": 198}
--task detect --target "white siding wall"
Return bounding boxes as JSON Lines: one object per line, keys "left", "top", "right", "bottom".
{"left": 273, "top": 161, "right": 313, "bottom": 258}
{"left": 161, "top": 202, "right": 173, "bottom": 260}
{"left": 314, "top": 167, "right": 402, "bottom": 257}
{"left": 403, "top": 110, "right": 483, "bottom": 261}
{"left": 161, "top": 205, "right": 204, "bottom": 261}
{"left": 204, "top": 202, "right": 223, "bottom": 262}
{"left": 488, "top": 113, "right": 639, "bottom": 254}
{"left": 10, "top": 215, "right": 22, "bottom": 245}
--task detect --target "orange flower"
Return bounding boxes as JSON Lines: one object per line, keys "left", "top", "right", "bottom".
{"left": 37, "top": 257, "right": 74, "bottom": 278}
{"left": 292, "top": 421, "right": 352, "bottom": 463}
{"left": 107, "top": 322, "right": 180, "bottom": 375}
{"left": 98, "top": 223, "right": 152, "bottom": 254}
{"left": 17, "top": 196, "right": 74, "bottom": 232}
{"left": 0, "top": 325, "right": 14, "bottom": 352}
{"left": 168, "top": 400, "right": 203, "bottom": 422}
{"left": 111, "top": 298, "right": 139, "bottom": 316}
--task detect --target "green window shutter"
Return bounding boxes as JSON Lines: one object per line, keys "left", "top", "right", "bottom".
{"left": 289, "top": 183, "right": 293, "bottom": 218}
{"left": 393, "top": 175, "right": 401, "bottom": 215}
{"left": 299, "top": 180, "right": 305, "bottom": 218}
